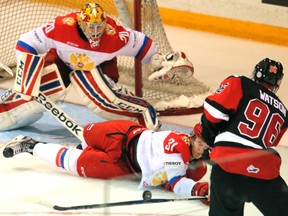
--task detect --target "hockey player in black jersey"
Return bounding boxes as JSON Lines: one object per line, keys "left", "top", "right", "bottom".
{"left": 200, "top": 58, "right": 288, "bottom": 216}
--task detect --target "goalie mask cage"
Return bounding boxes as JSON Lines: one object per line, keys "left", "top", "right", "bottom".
{"left": 0, "top": 0, "right": 211, "bottom": 116}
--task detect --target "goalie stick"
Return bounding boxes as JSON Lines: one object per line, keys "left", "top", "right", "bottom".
{"left": 0, "top": 60, "right": 84, "bottom": 141}
{"left": 35, "top": 92, "right": 84, "bottom": 141}
{"left": 53, "top": 196, "right": 208, "bottom": 211}
{"left": 0, "top": 87, "right": 84, "bottom": 141}
{"left": 0, "top": 61, "right": 14, "bottom": 77}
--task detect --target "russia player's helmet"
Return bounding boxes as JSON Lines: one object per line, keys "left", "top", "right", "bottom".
{"left": 191, "top": 123, "right": 204, "bottom": 141}
{"left": 252, "top": 58, "right": 284, "bottom": 93}
{"left": 77, "top": 3, "right": 106, "bottom": 48}
{"left": 190, "top": 123, "right": 210, "bottom": 160}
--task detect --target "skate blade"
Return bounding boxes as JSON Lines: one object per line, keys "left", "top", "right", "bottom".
{"left": 1, "top": 135, "right": 26, "bottom": 149}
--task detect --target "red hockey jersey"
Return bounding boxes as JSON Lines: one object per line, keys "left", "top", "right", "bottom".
{"left": 202, "top": 75, "right": 288, "bottom": 179}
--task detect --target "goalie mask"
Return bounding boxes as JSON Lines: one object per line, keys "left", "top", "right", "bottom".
{"left": 77, "top": 3, "right": 107, "bottom": 48}
{"left": 252, "top": 58, "right": 284, "bottom": 93}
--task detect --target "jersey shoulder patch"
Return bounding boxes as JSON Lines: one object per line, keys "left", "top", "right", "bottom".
{"left": 43, "top": 13, "right": 77, "bottom": 38}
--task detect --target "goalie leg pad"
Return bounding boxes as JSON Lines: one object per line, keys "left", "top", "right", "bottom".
{"left": 0, "top": 62, "right": 68, "bottom": 131}
{"left": 39, "top": 63, "right": 68, "bottom": 101}
{"left": 91, "top": 67, "right": 159, "bottom": 130}
{"left": 0, "top": 96, "right": 43, "bottom": 131}
{"left": 70, "top": 68, "right": 160, "bottom": 130}
{"left": 14, "top": 52, "right": 44, "bottom": 97}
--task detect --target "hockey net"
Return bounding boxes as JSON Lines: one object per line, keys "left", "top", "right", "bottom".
{"left": 0, "top": 0, "right": 211, "bottom": 115}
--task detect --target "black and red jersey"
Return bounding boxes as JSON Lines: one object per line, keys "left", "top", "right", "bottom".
{"left": 201, "top": 75, "right": 288, "bottom": 179}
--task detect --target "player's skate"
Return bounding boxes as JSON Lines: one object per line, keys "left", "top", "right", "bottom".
{"left": 2, "top": 135, "right": 38, "bottom": 158}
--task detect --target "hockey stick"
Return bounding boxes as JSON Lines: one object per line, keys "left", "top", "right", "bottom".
{"left": 35, "top": 92, "right": 84, "bottom": 141}
{"left": 0, "top": 60, "right": 84, "bottom": 141}
{"left": 53, "top": 196, "right": 207, "bottom": 211}
{"left": 0, "top": 87, "right": 83, "bottom": 141}
{"left": 0, "top": 61, "right": 14, "bottom": 77}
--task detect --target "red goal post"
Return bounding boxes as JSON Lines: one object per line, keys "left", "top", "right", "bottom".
{"left": 0, "top": 0, "right": 211, "bottom": 115}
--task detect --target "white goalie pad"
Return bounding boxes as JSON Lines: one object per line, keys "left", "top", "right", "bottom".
{"left": 39, "top": 63, "right": 68, "bottom": 101}
{"left": 0, "top": 99, "right": 43, "bottom": 131}
{"left": 0, "top": 63, "right": 68, "bottom": 131}
{"left": 14, "top": 52, "right": 44, "bottom": 99}
{"left": 92, "top": 68, "right": 159, "bottom": 130}
{"left": 70, "top": 68, "right": 160, "bottom": 130}
{"left": 148, "top": 51, "right": 194, "bottom": 81}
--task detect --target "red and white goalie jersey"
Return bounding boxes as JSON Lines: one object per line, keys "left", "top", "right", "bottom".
{"left": 137, "top": 130, "right": 196, "bottom": 197}
{"left": 16, "top": 13, "right": 157, "bottom": 69}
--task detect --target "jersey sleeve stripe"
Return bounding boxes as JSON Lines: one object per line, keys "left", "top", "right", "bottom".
{"left": 204, "top": 101, "right": 229, "bottom": 121}
{"left": 135, "top": 36, "right": 152, "bottom": 61}
{"left": 169, "top": 175, "right": 183, "bottom": 186}
{"left": 16, "top": 40, "right": 38, "bottom": 55}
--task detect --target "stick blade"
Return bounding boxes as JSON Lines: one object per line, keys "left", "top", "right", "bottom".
{"left": 53, "top": 205, "right": 69, "bottom": 211}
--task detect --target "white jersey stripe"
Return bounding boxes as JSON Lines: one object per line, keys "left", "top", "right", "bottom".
{"left": 215, "top": 132, "right": 263, "bottom": 149}
{"left": 204, "top": 101, "right": 229, "bottom": 121}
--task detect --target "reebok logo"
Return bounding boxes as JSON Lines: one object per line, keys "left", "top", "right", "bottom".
{"left": 35, "top": 92, "right": 82, "bottom": 136}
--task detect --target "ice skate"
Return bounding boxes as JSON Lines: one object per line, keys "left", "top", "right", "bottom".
{"left": 3, "top": 135, "right": 38, "bottom": 158}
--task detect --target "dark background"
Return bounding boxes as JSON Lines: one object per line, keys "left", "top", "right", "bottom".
{"left": 262, "top": 0, "right": 288, "bottom": 7}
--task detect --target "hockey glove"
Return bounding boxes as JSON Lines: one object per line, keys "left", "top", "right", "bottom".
{"left": 192, "top": 182, "right": 210, "bottom": 205}
{"left": 148, "top": 52, "right": 194, "bottom": 81}
{"left": 187, "top": 159, "right": 207, "bottom": 181}
{"left": 163, "top": 160, "right": 207, "bottom": 192}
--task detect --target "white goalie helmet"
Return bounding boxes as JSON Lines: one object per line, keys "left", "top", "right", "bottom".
{"left": 77, "top": 3, "right": 107, "bottom": 48}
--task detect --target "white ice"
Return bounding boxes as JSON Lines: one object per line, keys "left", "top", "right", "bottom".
{"left": 0, "top": 25, "right": 287, "bottom": 216}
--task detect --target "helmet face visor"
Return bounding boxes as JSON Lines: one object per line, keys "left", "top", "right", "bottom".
{"left": 82, "top": 20, "right": 106, "bottom": 46}
{"left": 77, "top": 3, "right": 106, "bottom": 47}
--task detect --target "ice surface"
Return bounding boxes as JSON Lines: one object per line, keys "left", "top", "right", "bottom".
{"left": 0, "top": 24, "right": 287, "bottom": 215}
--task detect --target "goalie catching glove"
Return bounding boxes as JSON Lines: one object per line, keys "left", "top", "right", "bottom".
{"left": 148, "top": 51, "right": 194, "bottom": 81}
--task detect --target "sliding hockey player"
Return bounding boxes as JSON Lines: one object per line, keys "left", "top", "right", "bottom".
{"left": 0, "top": 2, "right": 193, "bottom": 133}
{"left": 3, "top": 120, "right": 209, "bottom": 204}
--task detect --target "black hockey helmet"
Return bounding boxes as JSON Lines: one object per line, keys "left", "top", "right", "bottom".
{"left": 252, "top": 58, "right": 284, "bottom": 93}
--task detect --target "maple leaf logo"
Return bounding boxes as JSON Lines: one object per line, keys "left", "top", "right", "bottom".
{"left": 269, "top": 65, "right": 277, "bottom": 74}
